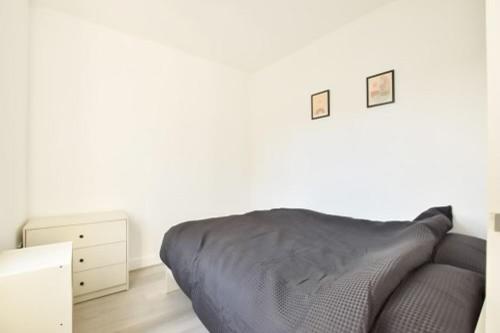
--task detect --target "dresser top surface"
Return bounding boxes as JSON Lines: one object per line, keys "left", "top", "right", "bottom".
{"left": 25, "top": 211, "right": 128, "bottom": 229}
{"left": 0, "top": 242, "right": 72, "bottom": 277}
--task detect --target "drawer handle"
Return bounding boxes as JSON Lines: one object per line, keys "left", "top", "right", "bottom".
{"left": 80, "top": 281, "right": 85, "bottom": 286}
{"left": 79, "top": 258, "right": 84, "bottom": 263}
{"left": 79, "top": 234, "right": 84, "bottom": 239}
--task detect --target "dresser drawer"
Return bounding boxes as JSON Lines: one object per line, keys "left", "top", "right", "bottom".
{"left": 25, "top": 220, "right": 126, "bottom": 248}
{"left": 73, "top": 242, "right": 126, "bottom": 272}
{"left": 73, "top": 263, "right": 127, "bottom": 296}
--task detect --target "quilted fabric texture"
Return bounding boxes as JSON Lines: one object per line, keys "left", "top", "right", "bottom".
{"left": 372, "top": 264, "right": 484, "bottom": 333}
{"left": 161, "top": 207, "right": 452, "bottom": 333}
{"left": 433, "top": 233, "right": 486, "bottom": 275}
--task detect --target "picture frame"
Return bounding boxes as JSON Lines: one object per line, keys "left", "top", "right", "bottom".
{"left": 366, "top": 70, "right": 395, "bottom": 108}
{"left": 311, "top": 90, "right": 330, "bottom": 120}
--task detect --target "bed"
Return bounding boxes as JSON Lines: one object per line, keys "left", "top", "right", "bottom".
{"left": 160, "top": 207, "right": 485, "bottom": 333}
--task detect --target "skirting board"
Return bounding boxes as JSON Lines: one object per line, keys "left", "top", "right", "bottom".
{"left": 129, "top": 255, "right": 180, "bottom": 293}
{"left": 129, "top": 255, "right": 162, "bottom": 271}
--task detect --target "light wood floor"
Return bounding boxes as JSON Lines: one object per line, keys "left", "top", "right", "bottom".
{"left": 74, "top": 265, "right": 208, "bottom": 333}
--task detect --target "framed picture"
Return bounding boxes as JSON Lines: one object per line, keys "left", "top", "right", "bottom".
{"left": 366, "top": 70, "right": 395, "bottom": 108}
{"left": 311, "top": 90, "right": 330, "bottom": 120}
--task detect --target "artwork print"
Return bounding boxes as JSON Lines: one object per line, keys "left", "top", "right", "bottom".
{"left": 311, "top": 90, "right": 330, "bottom": 120}
{"left": 367, "top": 70, "right": 395, "bottom": 108}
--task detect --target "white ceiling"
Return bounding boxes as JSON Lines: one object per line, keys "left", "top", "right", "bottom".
{"left": 32, "top": 0, "right": 397, "bottom": 72}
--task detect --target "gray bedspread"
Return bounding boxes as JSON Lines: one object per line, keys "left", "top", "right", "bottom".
{"left": 372, "top": 264, "right": 484, "bottom": 333}
{"left": 160, "top": 207, "right": 452, "bottom": 333}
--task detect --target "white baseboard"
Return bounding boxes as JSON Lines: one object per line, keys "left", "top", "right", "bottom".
{"left": 129, "top": 254, "right": 162, "bottom": 271}
{"left": 128, "top": 254, "right": 180, "bottom": 293}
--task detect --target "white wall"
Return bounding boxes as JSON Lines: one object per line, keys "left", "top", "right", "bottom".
{"left": 486, "top": 0, "right": 500, "bottom": 330}
{"left": 249, "top": 0, "right": 487, "bottom": 237}
{"left": 0, "top": 0, "right": 29, "bottom": 250}
{"left": 28, "top": 0, "right": 488, "bottom": 268}
{"left": 29, "top": 7, "right": 252, "bottom": 267}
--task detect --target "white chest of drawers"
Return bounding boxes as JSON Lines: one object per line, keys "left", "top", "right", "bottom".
{"left": 23, "top": 211, "right": 129, "bottom": 303}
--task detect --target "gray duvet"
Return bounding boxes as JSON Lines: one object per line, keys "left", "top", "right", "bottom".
{"left": 160, "top": 207, "right": 455, "bottom": 333}
{"left": 372, "top": 263, "right": 484, "bottom": 333}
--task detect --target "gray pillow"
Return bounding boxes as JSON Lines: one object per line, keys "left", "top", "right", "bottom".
{"left": 433, "top": 233, "right": 486, "bottom": 275}
{"left": 372, "top": 264, "right": 484, "bottom": 333}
